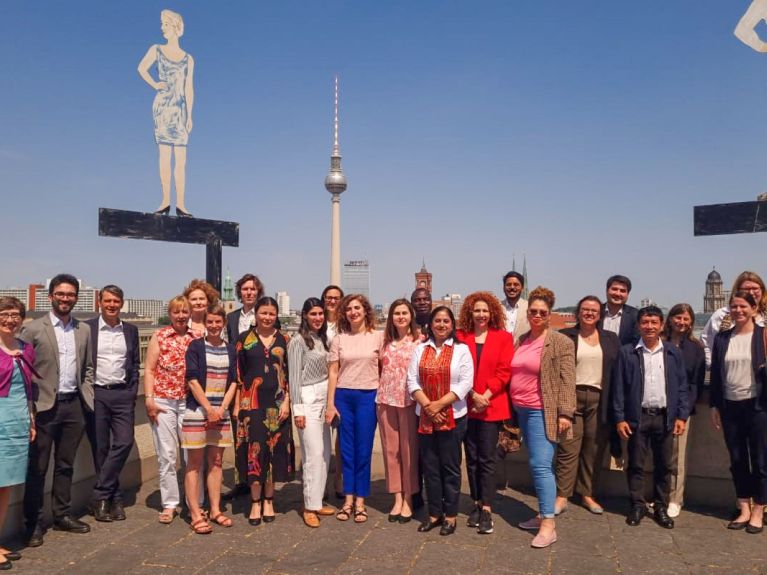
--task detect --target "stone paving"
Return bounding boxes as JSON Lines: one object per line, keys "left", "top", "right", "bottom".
{"left": 3, "top": 469, "right": 765, "bottom": 575}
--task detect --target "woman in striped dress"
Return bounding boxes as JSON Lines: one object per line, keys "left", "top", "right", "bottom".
{"left": 182, "top": 305, "right": 238, "bottom": 534}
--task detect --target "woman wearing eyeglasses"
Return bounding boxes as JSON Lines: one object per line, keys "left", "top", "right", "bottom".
{"left": 0, "top": 297, "right": 36, "bottom": 568}
{"left": 511, "top": 287, "right": 575, "bottom": 548}
{"left": 555, "top": 296, "right": 619, "bottom": 516}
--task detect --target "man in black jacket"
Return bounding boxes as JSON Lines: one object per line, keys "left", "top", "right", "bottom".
{"left": 612, "top": 306, "right": 689, "bottom": 529}
{"left": 601, "top": 275, "right": 640, "bottom": 347}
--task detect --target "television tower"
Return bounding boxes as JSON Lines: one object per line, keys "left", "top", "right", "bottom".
{"left": 324, "top": 75, "right": 347, "bottom": 285}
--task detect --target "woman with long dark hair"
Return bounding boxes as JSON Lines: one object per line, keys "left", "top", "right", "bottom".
{"left": 710, "top": 291, "right": 767, "bottom": 534}
{"left": 660, "top": 303, "right": 705, "bottom": 518}
{"left": 377, "top": 299, "right": 420, "bottom": 524}
{"left": 234, "top": 297, "right": 294, "bottom": 526}
{"left": 456, "top": 292, "right": 513, "bottom": 535}
{"left": 555, "top": 296, "right": 619, "bottom": 516}
{"left": 288, "top": 298, "right": 335, "bottom": 528}
{"left": 408, "top": 306, "right": 474, "bottom": 536}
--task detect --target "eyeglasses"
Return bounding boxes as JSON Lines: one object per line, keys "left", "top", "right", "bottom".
{"left": 53, "top": 292, "right": 77, "bottom": 299}
{"left": 528, "top": 309, "right": 549, "bottom": 317}
{"left": 0, "top": 312, "right": 22, "bottom": 321}
{"left": 324, "top": 296, "right": 340, "bottom": 302}
{"left": 580, "top": 309, "right": 600, "bottom": 316}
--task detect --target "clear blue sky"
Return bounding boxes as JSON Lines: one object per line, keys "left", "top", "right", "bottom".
{"left": 2, "top": 1, "right": 766, "bottom": 310}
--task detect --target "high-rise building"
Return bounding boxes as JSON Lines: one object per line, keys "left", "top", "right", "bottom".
{"left": 440, "top": 293, "right": 463, "bottom": 318}
{"left": 704, "top": 268, "right": 726, "bottom": 313}
{"left": 415, "top": 260, "right": 432, "bottom": 294}
{"left": 343, "top": 260, "right": 370, "bottom": 300}
{"left": 33, "top": 279, "right": 98, "bottom": 313}
{"left": 325, "top": 76, "right": 347, "bottom": 286}
{"left": 0, "top": 288, "right": 29, "bottom": 308}
{"left": 275, "top": 291, "right": 291, "bottom": 315}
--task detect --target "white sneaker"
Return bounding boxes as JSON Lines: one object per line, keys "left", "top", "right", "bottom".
{"left": 667, "top": 503, "right": 681, "bottom": 518}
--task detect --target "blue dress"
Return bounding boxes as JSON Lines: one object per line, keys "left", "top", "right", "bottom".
{"left": 0, "top": 362, "right": 30, "bottom": 487}
{"left": 152, "top": 46, "right": 190, "bottom": 146}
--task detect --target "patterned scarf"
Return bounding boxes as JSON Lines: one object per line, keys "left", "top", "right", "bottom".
{"left": 418, "top": 342, "right": 455, "bottom": 434}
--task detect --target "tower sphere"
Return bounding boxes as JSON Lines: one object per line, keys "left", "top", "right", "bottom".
{"left": 325, "top": 170, "right": 347, "bottom": 194}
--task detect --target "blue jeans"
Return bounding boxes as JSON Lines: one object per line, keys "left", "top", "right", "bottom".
{"left": 335, "top": 388, "right": 377, "bottom": 497}
{"left": 516, "top": 407, "right": 557, "bottom": 518}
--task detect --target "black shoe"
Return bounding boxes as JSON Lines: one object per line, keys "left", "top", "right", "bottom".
{"left": 417, "top": 516, "right": 443, "bottom": 533}
{"left": 53, "top": 516, "right": 91, "bottom": 534}
{"left": 25, "top": 525, "right": 45, "bottom": 547}
{"left": 467, "top": 504, "right": 481, "bottom": 528}
{"left": 153, "top": 205, "right": 170, "bottom": 215}
{"left": 477, "top": 509, "right": 494, "bottom": 534}
{"left": 398, "top": 514, "right": 412, "bottom": 524}
{"left": 248, "top": 498, "right": 262, "bottom": 526}
{"left": 412, "top": 492, "right": 425, "bottom": 510}
{"left": 727, "top": 519, "right": 749, "bottom": 530}
{"left": 626, "top": 506, "right": 645, "bottom": 527}
{"left": 0, "top": 558, "right": 10, "bottom": 571}
{"left": 93, "top": 500, "right": 113, "bottom": 523}
{"left": 746, "top": 523, "right": 764, "bottom": 534}
{"left": 175, "top": 207, "right": 193, "bottom": 218}
{"left": 262, "top": 496, "right": 275, "bottom": 523}
{"left": 1, "top": 553, "right": 20, "bottom": 562}
{"left": 653, "top": 506, "right": 674, "bottom": 529}
{"left": 388, "top": 513, "right": 401, "bottom": 523}
{"left": 439, "top": 520, "right": 457, "bottom": 536}
{"left": 222, "top": 483, "right": 249, "bottom": 501}
{"left": 110, "top": 501, "right": 126, "bottom": 521}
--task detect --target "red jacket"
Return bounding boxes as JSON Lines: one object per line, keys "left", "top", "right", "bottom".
{"left": 456, "top": 329, "right": 514, "bottom": 421}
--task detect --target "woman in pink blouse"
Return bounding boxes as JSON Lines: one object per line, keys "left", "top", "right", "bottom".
{"left": 376, "top": 299, "right": 420, "bottom": 524}
{"left": 325, "top": 294, "right": 383, "bottom": 523}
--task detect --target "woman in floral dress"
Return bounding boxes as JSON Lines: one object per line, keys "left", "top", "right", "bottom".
{"left": 235, "top": 297, "right": 294, "bottom": 525}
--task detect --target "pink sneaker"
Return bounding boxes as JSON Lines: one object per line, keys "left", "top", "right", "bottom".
{"left": 518, "top": 516, "right": 542, "bottom": 531}
{"left": 531, "top": 529, "right": 557, "bottom": 548}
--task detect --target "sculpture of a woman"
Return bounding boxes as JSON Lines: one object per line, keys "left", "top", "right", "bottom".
{"left": 137, "top": 10, "right": 195, "bottom": 217}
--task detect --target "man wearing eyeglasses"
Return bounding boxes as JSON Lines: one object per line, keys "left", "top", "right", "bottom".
{"left": 19, "top": 273, "right": 94, "bottom": 547}
{"left": 601, "top": 275, "right": 640, "bottom": 347}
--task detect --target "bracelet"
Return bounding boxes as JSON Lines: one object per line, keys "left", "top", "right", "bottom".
{"left": 145, "top": 394, "right": 155, "bottom": 399}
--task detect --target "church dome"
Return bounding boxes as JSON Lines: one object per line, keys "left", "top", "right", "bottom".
{"left": 707, "top": 269, "right": 721, "bottom": 281}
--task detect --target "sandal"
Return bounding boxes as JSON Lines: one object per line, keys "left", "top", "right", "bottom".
{"left": 336, "top": 504, "right": 353, "bottom": 521}
{"left": 354, "top": 506, "right": 368, "bottom": 523}
{"left": 190, "top": 517, "right": 212, "bottom": 535}
{"left": 248, "top": 498, "right": 262, "bottom": 526}
{"left": 211, "top": 512, "right": 233, "bottom": 527}
{"left": 158, "top": 508, "right": 176, "bottom": 524}
{"left": 263, "top": 496, "right": 276, "bottom": 523}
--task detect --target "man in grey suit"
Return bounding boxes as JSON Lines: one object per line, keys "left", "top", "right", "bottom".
{"left": 20, "top": 274, "right": 94, "bottom": 547}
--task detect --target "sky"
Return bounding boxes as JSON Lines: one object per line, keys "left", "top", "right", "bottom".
{"left": 2, "top": 1, "right": 767, "bottom": 311}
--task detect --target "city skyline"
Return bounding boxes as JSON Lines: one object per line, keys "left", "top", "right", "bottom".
{"left": 2, "top": 2, "right": 767, "bottom": 308}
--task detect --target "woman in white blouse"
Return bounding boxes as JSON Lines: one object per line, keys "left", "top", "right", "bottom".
{"left": 407, "top": 306, "right": 473, "bottom": 536}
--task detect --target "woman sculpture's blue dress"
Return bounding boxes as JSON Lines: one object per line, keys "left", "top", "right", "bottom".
{"left": 153, "top": 46, "right": 189, "bottom": 146}
{"left": 0, "top": 362, "right": 30, "bottom": 487}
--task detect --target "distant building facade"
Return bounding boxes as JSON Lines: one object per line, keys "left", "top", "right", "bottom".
{"left": 276, "top": 291, "right": 291, "bottom": 315}
{"left": 343, "top": 259, "right": 370, "bottom": 300}
{"left": 704, "top": 268, "right": 726, "bottom": 313}
{"left": 415, "top": 261, "right": 432, "bottom": 293}
{"left": 123, "top": 299, "right": 166, "bottom": 323}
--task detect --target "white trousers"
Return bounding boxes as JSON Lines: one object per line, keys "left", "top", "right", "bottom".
{"left": 150, "top": 398, "right": 204, "bottom": 508}
{"left": 296, "top": 381, "right": 331, "bottom": 511}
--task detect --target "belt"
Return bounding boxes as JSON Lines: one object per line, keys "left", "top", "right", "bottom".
{"left": 97, "top": 383, "right": 128, "bottom": 391}
{"left": 56, "top": 392, "right": 79, "bottom": 401}
{"left": 641, "top": 407, "right": 666, "bottom": 416}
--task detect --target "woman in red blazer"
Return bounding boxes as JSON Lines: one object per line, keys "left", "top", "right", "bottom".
{"left": 457, "top": 292, "right": 514, "bottom": 535}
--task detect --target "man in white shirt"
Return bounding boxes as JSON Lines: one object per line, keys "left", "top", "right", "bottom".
{"left": 84, "top": 285, "right": 140, "bottom": 522}
{"left": 612, "top": 306, "right": 689, "bottom": 530}
{"left": 20, "top": 274, "right": 94, "bottom": 546}
{"left": 501, "top": 271, "right": 529, "bottom": 344}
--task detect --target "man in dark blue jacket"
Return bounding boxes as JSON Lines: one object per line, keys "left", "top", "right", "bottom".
{"left": 612, "top": 306, "right": 689, "bottom": 529}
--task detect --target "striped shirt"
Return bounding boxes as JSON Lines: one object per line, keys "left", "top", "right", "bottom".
{"left": 288, "top": 334, "right": 329, "bottom": 417}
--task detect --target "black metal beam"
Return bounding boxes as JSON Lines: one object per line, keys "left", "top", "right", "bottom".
{"left": 693, "top": 201, "right": 767, "bottom": 236}
{"left": 98, "top": 208, "right": 239, "bottom": 293}
{"left": 98, "top": 208, "right": 239, "bottom": 246}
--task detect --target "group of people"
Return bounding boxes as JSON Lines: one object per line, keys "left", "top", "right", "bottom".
{"left": 0, "top": 269, "right": 765, "bottom": 566}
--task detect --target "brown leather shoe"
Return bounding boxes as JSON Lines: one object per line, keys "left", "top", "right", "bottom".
{"left": 317, "top": 505, "right": 335, "bottom": 516}
{"left": 303, "top": 511, "right": 320, "bottom": 528}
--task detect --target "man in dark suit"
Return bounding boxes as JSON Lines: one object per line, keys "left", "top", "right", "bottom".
{"left": 84, "top": 285, "right": 140, "bottom": 522}
{"left": 601, "top": 275, "right": 640, "bottom": 346}
{"left": 222, "top": 273, "right": 263, "bottom": 501}
{"left": 612, "top": 306, "right": 689, "bottom": 530}
{"left": 20, "top": 274, "right": 94, "bottom": 546}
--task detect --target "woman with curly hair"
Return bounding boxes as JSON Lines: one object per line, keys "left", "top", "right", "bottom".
{"left": 325, "top": 294, "right": 383, "bottom": 523}
{"left": 183, "top": 279, "right": 220, "bottom": 336}
{"left": 456, "top": 292, "right": 513, "bottom": 535}
{"left": 512, "top": 287, "right": 575, "bottom": 548}
{"left": 701, "top": 271, "right": 766, "bottom": 367}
